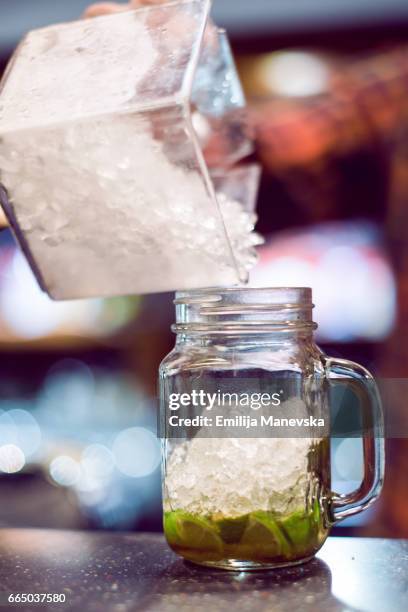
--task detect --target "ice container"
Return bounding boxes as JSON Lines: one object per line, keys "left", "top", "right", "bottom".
{"left": 0, "top": 0, "right": 258, "bottom": 300}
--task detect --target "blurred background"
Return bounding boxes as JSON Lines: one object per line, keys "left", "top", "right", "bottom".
{"left": 0, "top": 0, "right": 407, "bottom": 537}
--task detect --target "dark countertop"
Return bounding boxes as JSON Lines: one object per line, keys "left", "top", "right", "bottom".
{"left": 0, "top": 531, "right": 407, "bottom": 612}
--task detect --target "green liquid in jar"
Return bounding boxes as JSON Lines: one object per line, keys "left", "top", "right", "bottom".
{"left": 164, "top": 501, "right": 328, "bottom": 565}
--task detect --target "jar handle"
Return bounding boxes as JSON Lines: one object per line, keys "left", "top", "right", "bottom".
{"left": 324, "top": 356, "right": 385, "bottom": 522}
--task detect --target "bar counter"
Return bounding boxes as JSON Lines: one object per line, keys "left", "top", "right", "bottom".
{"left": 0, "top": 531, "right": 406, "bottom": 611}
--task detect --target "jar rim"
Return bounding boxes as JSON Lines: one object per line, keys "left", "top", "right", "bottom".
{"left": 175, "top": 286, "right": 312, "bottom": 303}
{"left": 173, "top": 287, "right": 317, "bottom": 335}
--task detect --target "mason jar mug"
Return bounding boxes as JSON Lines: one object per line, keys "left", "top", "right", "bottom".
{"left": 159, "top": 288, "right": 384, "bottom": 570}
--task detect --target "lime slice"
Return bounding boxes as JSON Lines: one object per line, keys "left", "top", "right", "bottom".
{"left": 163, "top": 512, "right": 183, "bottom": 546}
{"left": 241, "top": 511, "right": 291, "bottom": 558}
{"left": 176, "top": 514, "right": 223, "bottom": 555}
{"left": 216, "top": 515, "right": 249, "bottom": 544}
{"left": 313, "top": 498, "right": 321, "bottom": 524}
{"left": 279, "top": 510, "right": 316, "bottom": 554}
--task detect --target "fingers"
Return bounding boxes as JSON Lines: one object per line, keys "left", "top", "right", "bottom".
{"left": 130, "top": 0, "right": 168, "bottom": 6}
{"left": 82, "top": 2, "right": 127, "bottom": 18}
{"left": 83, "top": 1, "right": 167, "bottom": 19}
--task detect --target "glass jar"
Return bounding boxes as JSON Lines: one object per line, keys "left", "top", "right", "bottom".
{"left": 159, "top": 287, "right": 384, "bottom": 570}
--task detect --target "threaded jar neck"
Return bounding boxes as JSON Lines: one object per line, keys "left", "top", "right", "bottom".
{"left": 172, "top": 287, "right": 317, "bottom": 336}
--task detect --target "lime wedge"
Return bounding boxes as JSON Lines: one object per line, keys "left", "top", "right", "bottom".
{"left": 313, "top": 498, "right": 321, "bottom": 524}
{"left": 176, "top": 514, "right": 223, "bottom": 555}
{"left": 163, "top": 512, "right": 183, "bottom": 546}
{"left": 279, "top": 510, "right": 316, "bottom": 554}
{"left": 241, "top": 511, "right": 291, "bottom": 558}
{"left": 216, "top": 515, "right": 249, "bottom": 544}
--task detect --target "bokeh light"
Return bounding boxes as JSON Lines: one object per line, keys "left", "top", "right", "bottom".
{"left": 7, "top": 409, "right": 41, "bottom": 457}
{"left": 257, "top": 51, "right": 330, "bottom": 98}
{"left": 0, "top": 407, "right": 41, "bottom": 461}
{"left": 77, "top": 444, "right": 115, "bottom": 492}
{"left": 50, "top": 455, "right": 81, "bottom": 487}
{"left": 0, "top": 251, "right": 102, "bottom": 339}
{"left": 112, "top": 428, "right": 161, "bottom": 478}
{"left": 0, "top": 444, "right": 25, "bottom": 473}
{"left": 251, "top": 222, "right": 396, "bottom": 341}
